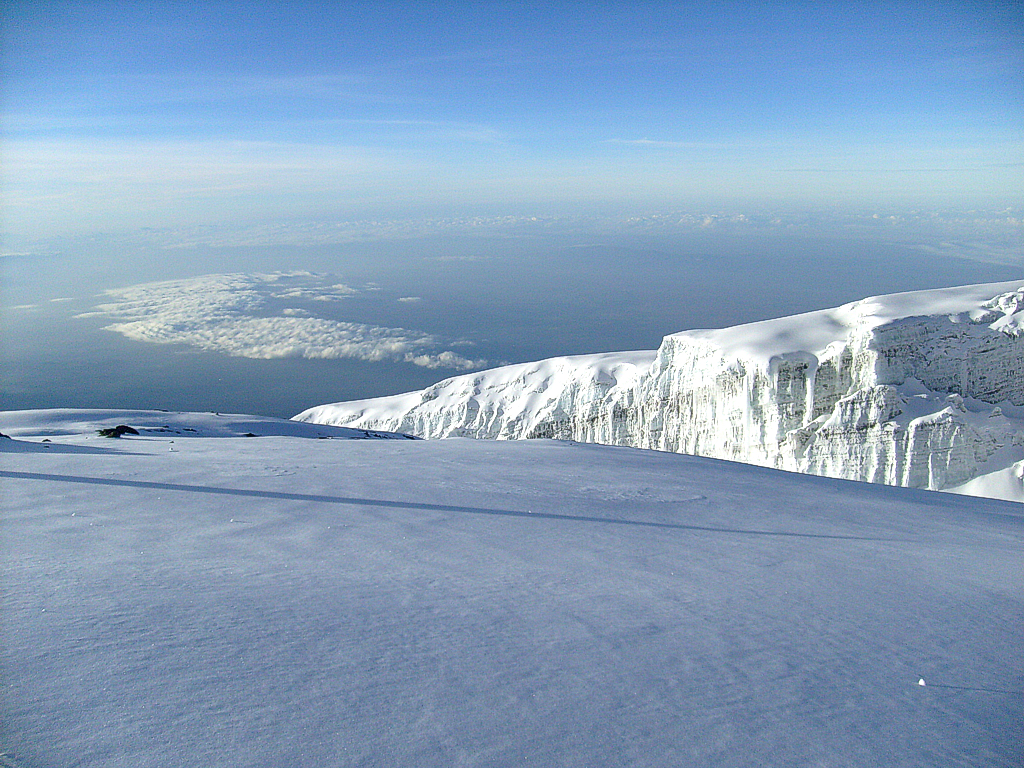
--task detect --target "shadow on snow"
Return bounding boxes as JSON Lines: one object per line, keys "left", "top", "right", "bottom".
{"left": 1, "top": 470, "right": 899, "bottom": 542}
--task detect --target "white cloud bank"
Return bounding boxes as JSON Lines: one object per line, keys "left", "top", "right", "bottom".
{"left": 80, "top": 272, "right": 485, "bottom": 370}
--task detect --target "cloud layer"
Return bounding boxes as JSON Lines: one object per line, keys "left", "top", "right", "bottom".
{"left": 81, "top": 272, "right": 485, "bottom": 370}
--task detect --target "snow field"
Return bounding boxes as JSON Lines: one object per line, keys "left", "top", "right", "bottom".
{"left": 2, "top": 410, "right": 1023, "bottom": 766}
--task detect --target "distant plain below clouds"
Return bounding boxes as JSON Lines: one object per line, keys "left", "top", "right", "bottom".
{"left": 79, "top": 272, "right": 486, "bottom": 370}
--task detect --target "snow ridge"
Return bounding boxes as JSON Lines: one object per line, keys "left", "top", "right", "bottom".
{"left": 296, "top": 281, "right": 1024, "bottom": 502}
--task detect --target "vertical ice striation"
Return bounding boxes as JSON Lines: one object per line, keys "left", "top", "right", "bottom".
{"left": 296, "top": 282, "right": 1024, "bottom": 500}
{"left": 804, "top": 357, "right": 818, "bottom": 426}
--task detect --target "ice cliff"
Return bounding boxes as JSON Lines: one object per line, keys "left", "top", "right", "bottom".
{"left": 296, "top": 281, "right": 1024, "bottom": 501}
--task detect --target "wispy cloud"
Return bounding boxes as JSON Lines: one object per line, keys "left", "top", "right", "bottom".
{"left": 602, "top": 138, "right": 739, "bottom": 150}
{"left": 0, "top": 137, "right": 425, "bottom": 234}
{"left": 4, "top": 126, "right": 1020, "bottom": 242}
{"left": 80, "top": 272, "right": 486, "bottom": 370}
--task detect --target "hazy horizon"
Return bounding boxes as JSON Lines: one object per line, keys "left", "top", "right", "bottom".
{"left": 2, "top": 1, "right": 1021, "bottom": 416}
{"left": 3, "top": 1, "right": 1021, "bottom": 242}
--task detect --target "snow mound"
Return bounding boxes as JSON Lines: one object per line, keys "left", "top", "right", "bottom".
{"left": 299, "top": 351, "right": 655, "bottom": 442}
{"left": 297, "top": 281, "right": 1024, "bottom": 502}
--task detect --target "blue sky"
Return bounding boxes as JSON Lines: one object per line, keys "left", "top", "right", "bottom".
{"left": 2, "top": 0, "right": 1022, "bottom": 241}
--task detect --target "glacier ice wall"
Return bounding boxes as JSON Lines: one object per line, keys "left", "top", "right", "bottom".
{"left": 297, "top": 282, "right": 1024, "bottom": 500}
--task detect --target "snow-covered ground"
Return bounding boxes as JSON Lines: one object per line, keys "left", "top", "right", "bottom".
{"left": 2, "top": 409, "right": 1022, "bottom": 767}
{"left": 298, "top": 281, "right": 1024, "bottom": 502}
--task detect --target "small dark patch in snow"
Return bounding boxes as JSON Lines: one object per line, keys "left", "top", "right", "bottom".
{"left": 97, "top": 425, "right": 140, "bottom": 438}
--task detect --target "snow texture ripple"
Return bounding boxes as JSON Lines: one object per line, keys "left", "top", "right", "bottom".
{"left": 1, "top": 410, "right": 1022, "bottom": 766}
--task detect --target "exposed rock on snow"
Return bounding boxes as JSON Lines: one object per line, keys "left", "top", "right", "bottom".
{"left": 97, "top": 424, "right": 140, "bottom": 438}
{"left": 297, "top": 281, "right": 1024, "bottom": 502}
{"left": 0, "top": 409, "right": 413, "bottom": 446}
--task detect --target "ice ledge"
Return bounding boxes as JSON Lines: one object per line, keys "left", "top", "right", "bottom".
{"left": 669, "top": 281, "right": 1024, "bottom": 367}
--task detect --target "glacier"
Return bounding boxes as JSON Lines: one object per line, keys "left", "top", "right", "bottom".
{"left": 296, "top": 281, "right": 1024, "bottom": 502}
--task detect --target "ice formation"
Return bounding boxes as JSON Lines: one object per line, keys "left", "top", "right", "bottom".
{"left": 297, "top": 281, "right": 1024, "bottom": 501}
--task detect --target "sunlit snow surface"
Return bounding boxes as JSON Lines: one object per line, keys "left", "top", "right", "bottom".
{"left": 2, "top": 410, "right": 1023, "bottom": 767}
{"left": 676, "top": 280, "right": 1024, "bottom": 365}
